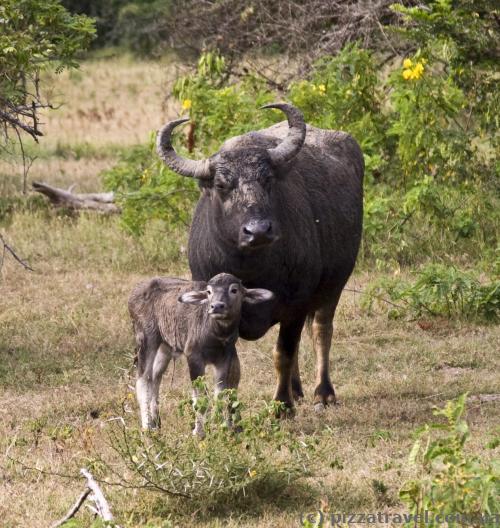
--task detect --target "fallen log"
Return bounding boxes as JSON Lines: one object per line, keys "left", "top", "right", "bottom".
{"left": 32, "top": 181, "right": 120, "bottom": 214}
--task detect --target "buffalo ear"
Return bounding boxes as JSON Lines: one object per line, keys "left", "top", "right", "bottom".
{"left": 178, "top": 290, "right": 208, "bottom": 305}
{"left": 244, "top": 288, "right": 275, "bottom": 304}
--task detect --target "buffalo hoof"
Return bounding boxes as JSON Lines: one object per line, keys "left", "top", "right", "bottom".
{"left": 292, "top": 388, "right": 305, "bottom": 404}
{"left": 273, "top": 399, "right": 295, "bottom": 418}
{"left": 314, "top": 382, "right": 337, "bottom": 408}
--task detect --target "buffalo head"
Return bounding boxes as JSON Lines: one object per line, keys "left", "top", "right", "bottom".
{"left": 156, "top": 103, "right": 306, "bottom": 252}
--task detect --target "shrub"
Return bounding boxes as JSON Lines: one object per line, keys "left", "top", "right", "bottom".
{"left": 362, "top": 265, "right": 500, "bottom": 322}
{"left": 400, "top": 394, "right": 500, "bottom": 527}
{"left": 102, "top": 134, "right": 197, "bottom": 235}
{"left": 102, "top": 380, "right": 322, "bottom": 515}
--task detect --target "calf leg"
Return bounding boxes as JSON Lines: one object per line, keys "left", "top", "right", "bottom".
{"left": 135, "top": 329, "right": 162, "bottom": 429}
{"left": 273, "top": 315, "right": 306, "bottom": 412}
{"left": 213, "top": 348, "right": 241, "bottom": 428}
{"left": 312, "top": 297, "right": 341, "bottom": 410}
{"left": 187, "top": 357, "right": 207, "bottom": 437}
{"left": 148, "top": 343, "right": 171, "bottom": 428}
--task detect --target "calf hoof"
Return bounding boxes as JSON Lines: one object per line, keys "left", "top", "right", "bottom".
{"left": 314, "top": 401, "right": 326, "bottom": 413}
{"left": 192, "top": 426, "right": 206, "bottom": 439}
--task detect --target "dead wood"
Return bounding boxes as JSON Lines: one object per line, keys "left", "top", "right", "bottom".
{"left": 50, "top": 488, "right": 91, "bottom": 528}
{"left": 32, "top": 181, "right": 120, "bottom": 214}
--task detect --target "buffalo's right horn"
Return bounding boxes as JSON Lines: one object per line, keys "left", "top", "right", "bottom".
{"left": 261, "top": 103, "right": 306, "bottom": 166}
{"left": 156, "top": 118, "right": 211, "bottom": 179}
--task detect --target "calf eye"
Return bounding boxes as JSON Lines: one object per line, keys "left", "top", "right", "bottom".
{"left": 230, "top": 287, "right": 238, "bottom": 295}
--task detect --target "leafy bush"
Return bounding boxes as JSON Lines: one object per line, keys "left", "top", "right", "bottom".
{"left": 362, "top": 265, "right": 500, "bottom": 322}
{"left": 103, "top": 380, "right": 321, "bottom": 514}
{"left": 102, "top": 134, "right": 197, "bottom": 234}
{"left": 361, "top": 178, "right": 499, "bottom": 268}
{"left": 400, "top": 394, "right": 499, "bottom": 527}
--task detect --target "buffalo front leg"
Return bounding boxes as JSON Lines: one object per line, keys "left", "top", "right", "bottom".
{"left": 290, "top": 340, "right": 304, "bottom": 401}
{"left": 312, "top": 303, "right": 338, "bottom": 410}
{"left": 273, "top": 316, "right": 306, "bottom": 412}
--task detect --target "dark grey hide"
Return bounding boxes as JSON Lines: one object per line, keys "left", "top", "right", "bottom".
{"left": 129, "top": 272, "right": 273, "bottom": 431}
{"left": 156, "top": 104, "right": 364, "bottom": 410}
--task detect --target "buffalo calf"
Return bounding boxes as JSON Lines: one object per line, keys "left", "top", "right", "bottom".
{"left": 128, "top": 273, "right": 273, "bottom": 433}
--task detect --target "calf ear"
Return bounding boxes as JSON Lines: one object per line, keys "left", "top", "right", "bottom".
{"left": 244, "top": 288, "right": 275, "bottom": 304}
{"left": 178, "top": 290, "right": 208, "bottom": 305}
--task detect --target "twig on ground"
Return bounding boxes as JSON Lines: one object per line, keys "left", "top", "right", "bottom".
{"left": 50, "top": 488, "right": 91, "bottom": 528}
{"left": 344, "top": 286, "right": 405, "bottom": 310}
{"left": 0, "top": 233, "right": 34, "bottom": 272}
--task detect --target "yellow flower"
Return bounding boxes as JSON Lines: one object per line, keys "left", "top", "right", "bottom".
{"left": 248, "top": 469, "right": 257, "bottom": 478}
{"left": 403, "top": 58, "right": 413, "bottom": 69}
{"left": 182, "top": 99, "right": 192, "bottom": 110}
{"left": 412, "top": 62, "right": 424, "bottom": 79}
{"left": 402, "top": 61, "right": 425, "bottom": 81}
{"left": 318, "top": 84, "right": 326, "bottom": 93}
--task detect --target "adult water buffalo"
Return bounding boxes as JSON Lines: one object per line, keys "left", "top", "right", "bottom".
{"left": 156, "top": 103, "right": 363, "bottom": 411}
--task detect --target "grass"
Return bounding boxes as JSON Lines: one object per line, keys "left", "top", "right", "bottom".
{"left": 0, "top": 55, "right": 499, "bottom": 528}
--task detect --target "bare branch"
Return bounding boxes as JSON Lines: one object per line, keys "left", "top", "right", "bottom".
{"left": 50, "top": 488, "right": 91, "bottom": 528}
{"left": 0, "top": 108, "right": 43, "bottom": 141}
{"left": 0, "top": 233, "right": 34, "bottom": 272}
{"left": 80, "top": 468, "right": 115, "bottom": 523}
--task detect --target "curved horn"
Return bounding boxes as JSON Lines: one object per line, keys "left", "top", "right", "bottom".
{"left": 261, "top": 103, "right": 306, "bottom": 165}
{"left": 156, "top": 118, "right": 211, "bottom": 179}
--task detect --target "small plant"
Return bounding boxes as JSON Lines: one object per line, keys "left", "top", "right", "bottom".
{"left": 400, "top": 394, "right": 499, "bottom": 527}
{"left": 362, "top": 265, "right": 499, "bottom": 322}
{"left": 103, "top": 379, "right": 322, "bottom": 514}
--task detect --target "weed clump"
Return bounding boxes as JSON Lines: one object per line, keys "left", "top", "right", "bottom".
{"left": 103, "top": 382, "right": 322, "bottom": 515}
{"left": 362, "top": 264, "right": 499, "bottom": 323}
{"left": 400, "top": 394, "right": 500, "bottom": 527}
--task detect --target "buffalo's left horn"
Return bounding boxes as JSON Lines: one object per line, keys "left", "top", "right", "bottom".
{"left": 261, "top": 103, "right": 306, "bottom": 166}
{"left": 156, "top": 118, "right": 211, "bottom": 179}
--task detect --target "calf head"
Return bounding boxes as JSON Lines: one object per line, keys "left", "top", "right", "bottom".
{"left": 157, "top": 103, "right": 306, "bottom": 252}
{"left": 179, "top": 273, "right": 274, "bottom": 321}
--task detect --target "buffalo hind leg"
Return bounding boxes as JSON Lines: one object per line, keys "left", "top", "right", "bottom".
{"left": 273, "top": 316, "right": 306, "bottom": 413}
{"left": 312, "top": 299, "right": 340, "bottom": 411}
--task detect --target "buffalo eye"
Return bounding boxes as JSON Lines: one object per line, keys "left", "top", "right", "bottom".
{"left": 229, "top": 285, "right": 239, "bottom": 295}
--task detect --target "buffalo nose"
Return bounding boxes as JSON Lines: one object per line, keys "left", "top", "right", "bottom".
{"left": 243, "top": 219, "right": 272, "bottom": 236}
{"left": 240, "top": 219, "right": 276, "bottom": 249}
{"left": 209, "top": 302, "right": 226, "bottom": 314}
